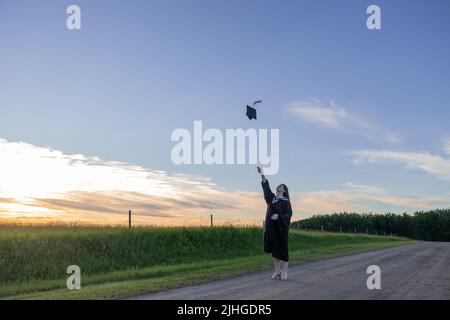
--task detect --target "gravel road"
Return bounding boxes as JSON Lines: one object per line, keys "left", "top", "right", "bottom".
{"left": 134, "top": 242, "right": 450, "bottom": 300}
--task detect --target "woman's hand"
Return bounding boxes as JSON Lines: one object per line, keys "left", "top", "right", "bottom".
{"left": 271, "top": 214, "right": 278, "bottom": 220}
{"left": 258, "top": 167, "right": 267, "bottom": 183}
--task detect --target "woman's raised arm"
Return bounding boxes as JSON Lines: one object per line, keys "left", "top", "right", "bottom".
{"left": 258, "top": 167, "right": 274, "bottom": 205}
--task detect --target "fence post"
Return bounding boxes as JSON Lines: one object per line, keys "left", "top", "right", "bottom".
{"left": 340, "top": 226, "right": 342, "bottom": 233}
{"left": 366, "top": 228, "right": 368, "bottom": 234}
{"left": 210, "top": 214, "right": 213, "bottom": 227}
{"left": 128, "top": 210, "right": 132, "bottom": 229}
{"left": 321, "top": 225, "right": 324, "bottom": 232}
{"left": 354, "top": 227, "right": 357, "bottom": 233}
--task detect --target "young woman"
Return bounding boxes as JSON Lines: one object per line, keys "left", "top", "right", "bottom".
{"left": 258, "top": 167, "right": 293, "bottom": 280}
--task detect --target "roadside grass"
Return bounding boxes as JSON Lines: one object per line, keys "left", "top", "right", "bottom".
{"left": 0, "top": 225, "right": 416, "bottom": 299}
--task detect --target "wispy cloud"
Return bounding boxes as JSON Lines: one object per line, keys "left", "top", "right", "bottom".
{"left": 295, "top": 182, "right": 450, "bottom": 217}
{"left": 0, "top": 138, "right": 264, "bottom": 225}
{"left": 349, "top": 149, "right": 450, "bottom": 181}
{"left": 2, "top": 138, "right": 448, "bottom": 225}
{"left": 286, "top": 99, "right": 401, "bottom": 145}
{"left": 384, "top": 132, "right": 402, "bottom": 145}
{"left": 343, "top": 182, "right": 385, "bottom": 195}
{"left": 443, "top": 136, "right": 450, "bottom": 155}
{"left": 287, "top": 99, "right": 370, "bottom": 131}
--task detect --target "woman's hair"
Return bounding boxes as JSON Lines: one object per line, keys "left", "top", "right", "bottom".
{"left": 279, "top": 184, "right": 290, "bottom": 200}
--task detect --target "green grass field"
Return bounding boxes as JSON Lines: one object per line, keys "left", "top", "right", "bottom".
{"left": 0, "top": 224, "right": 416, "bottom": 299}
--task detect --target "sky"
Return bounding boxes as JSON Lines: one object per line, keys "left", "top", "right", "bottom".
{"left": 1, "top": 0, "right": 450, "bottom": 226}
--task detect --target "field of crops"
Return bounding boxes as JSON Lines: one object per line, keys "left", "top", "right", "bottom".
{"left": 0, "top": 224, "right": 414, "bottom": 299}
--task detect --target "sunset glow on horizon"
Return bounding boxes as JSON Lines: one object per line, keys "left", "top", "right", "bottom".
{"left": 2, "top": 138, "right": 450, "bottom": 226}
{"left": 0, "top": 138, "right": 267, "bottom": 226}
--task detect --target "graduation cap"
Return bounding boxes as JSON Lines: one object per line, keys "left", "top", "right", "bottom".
{"left": 246, "top": 100, "right": 263, "bottom": 120}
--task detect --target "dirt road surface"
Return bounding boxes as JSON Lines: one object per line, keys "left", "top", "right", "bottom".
{"left": 134, "top": 242, "right": 450, "bottom": 300}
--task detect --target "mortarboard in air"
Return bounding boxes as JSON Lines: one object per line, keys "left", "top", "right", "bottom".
{"left": 245, "top": 100, "right": 263, "bottom": 120}
{"left": 246, "top": 105, "right": 257, "bottom": 120}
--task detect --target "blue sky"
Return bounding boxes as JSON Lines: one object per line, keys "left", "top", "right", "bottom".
{"left": 1, "top": 0, "right": 450, "bottom": 224}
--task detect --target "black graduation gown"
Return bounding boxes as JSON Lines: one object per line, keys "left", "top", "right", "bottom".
{"left": 262, "top": 179, "right": 293, "bottom": 262}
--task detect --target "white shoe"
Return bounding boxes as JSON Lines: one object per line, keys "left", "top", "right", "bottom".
{"left": 280, "top": 261, "right": 289, "bottom": 280}
{"left": 271, "top": 258, "right": 281, "bottom": 280}
{"left": 271, "top": 272, "right": 281, "bottom": 280}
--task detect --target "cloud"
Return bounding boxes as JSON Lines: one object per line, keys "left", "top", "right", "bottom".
{"left": 349, "top": 149, "right": 450, "bottom": 181}
{"left": 384, "top": 132, "right": 402, "bottom": 145}
{"left": 297, "top": 190, "right": 370, "bottom": 216}
{"left": 286, "top": 99, "right": 401, "bottom": 145}
{"left": 287, "top": 99, "right": 370, "bottom": 131}
{"left": 2, "top": 138, "right": 448, "bottom": 225}
{"left": 343, "top": 182, "right": 385, "bottom": 195}
{"left": 0, "top": 197, "right": 16, "bottom": 204}
{"left": 0, "top": 138, "right": 264, "bottom": 225}
{"left": 443, "top": 136, "right": 450, "bottom": 155}
{"left": 295, "top": 182, "right": 450, "bottom": 217}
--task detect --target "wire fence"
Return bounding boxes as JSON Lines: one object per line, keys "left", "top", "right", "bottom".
{"left": 292, "top": 224, "right": 401, "bottom": 237}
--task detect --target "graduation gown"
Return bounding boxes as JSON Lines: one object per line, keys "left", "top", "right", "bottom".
{"left": 262, "top": 179, "right": 293, "bottom": 262}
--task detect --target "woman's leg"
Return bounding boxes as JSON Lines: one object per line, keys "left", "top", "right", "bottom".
{"left": 271, "top": 258, "right": 281, "bottom": 279}
{"left": 280, "top": 260, "right": 289, "bottom": 280}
